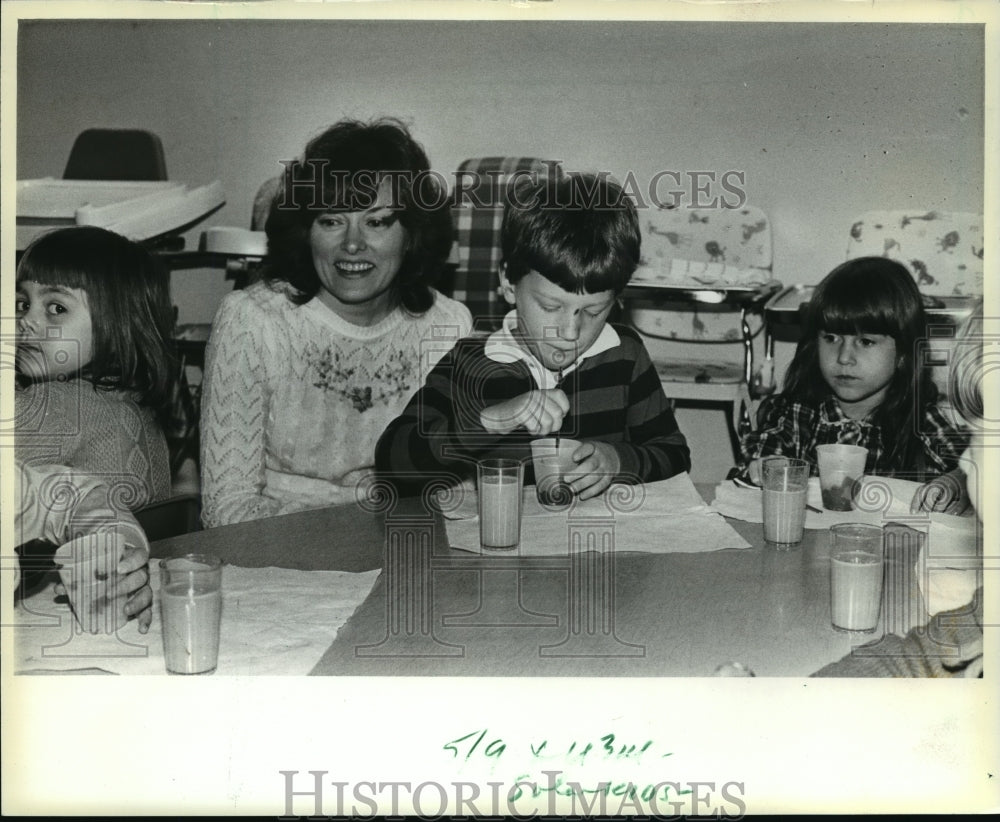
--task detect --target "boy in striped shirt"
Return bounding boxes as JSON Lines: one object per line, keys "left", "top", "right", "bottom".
{"left": 375, "top": 173, "right": 690, "bottom": 498}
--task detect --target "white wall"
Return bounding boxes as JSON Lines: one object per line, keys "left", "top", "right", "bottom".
{"left": 15, "top": 19, "right": 984, "bottom": 480}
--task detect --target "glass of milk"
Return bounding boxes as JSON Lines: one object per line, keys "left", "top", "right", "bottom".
{"left": 829, "top": 523, "right": 884, "bottom": 633}
{"left": 477, "top": 459, "right": 525, "bottom": 552}
{"left": 761, "top": 456, "right": 810, "bottom": 548}
{"left": 158, "top": 554, "right": 223, "bottom": 674}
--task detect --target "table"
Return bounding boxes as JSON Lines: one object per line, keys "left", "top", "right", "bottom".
{"left": 151, "top": 485, "right": 933, "bottom": 677}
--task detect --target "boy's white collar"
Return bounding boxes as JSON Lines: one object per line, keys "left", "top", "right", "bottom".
{"left": 483, "top": 310, "right": 620, "bottom": 389}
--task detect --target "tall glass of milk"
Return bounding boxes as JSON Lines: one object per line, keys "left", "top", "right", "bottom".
{"left": 829, "top": 523, "right": 885, "bottom": 633}
{"left": 159, "top": 554, "right": 223, "bottom": 674}
{"left": 477, "top": 459, "right": 525, "bottom": 552}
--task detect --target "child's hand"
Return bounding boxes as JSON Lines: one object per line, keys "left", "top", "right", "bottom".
{"left": 480, "top": 389, "right": 569, "bottom": 436}
{"left": 117, "top": 542, "right": 153, "bottom": 634}
{"left": 564, "top": 441, "right": 621, "bottom": 501}
{"left": 910, "top": 469, "right": 970, "bottom": 515}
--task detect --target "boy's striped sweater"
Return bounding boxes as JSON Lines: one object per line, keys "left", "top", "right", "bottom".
{"left": 375, "top": 323, "right": 690, "bottom": 494}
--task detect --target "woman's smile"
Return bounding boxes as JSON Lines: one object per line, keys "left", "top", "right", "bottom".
{"left": 334, "top": 261, "right": 376, "bottom": 274}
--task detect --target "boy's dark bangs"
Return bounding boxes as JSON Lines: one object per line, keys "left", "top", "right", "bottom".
{"left": 578, "top": 259, "right": 629, "bottom": 294}
{"left": 525, "top": 234, "right": 632, "bottom": 294}
{"left": 527, "top": 253, "right": 625, "bottom": 295}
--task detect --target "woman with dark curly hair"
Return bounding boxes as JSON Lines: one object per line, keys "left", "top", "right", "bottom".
{"left": 200, "top": 118, "right": 472, "bottom": 527}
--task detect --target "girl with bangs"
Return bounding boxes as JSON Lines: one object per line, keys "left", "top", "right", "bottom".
{"left": 736, "top": 257, "right": 970, "bottom": 513}
{"left": 15, "top": 226, "right": 175, "bottom": 510}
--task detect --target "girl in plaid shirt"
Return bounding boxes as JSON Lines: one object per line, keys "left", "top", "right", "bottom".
{"left": 812, "top": 303, "right": 985, "bottom": 678}
{"left": 737, "top": 257, "right": 970, "bottom": 513}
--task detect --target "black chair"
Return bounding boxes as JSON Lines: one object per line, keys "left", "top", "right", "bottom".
{"left": 134, "top": 494, "right": 202, "bottom": 542}
{"left": 63, "top": 128, "right": 168, "bottom": 181}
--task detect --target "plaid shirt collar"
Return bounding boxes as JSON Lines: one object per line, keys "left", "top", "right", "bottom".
{"left": 484, "top": 310, "right": 620, "bottom": 389}
{"left": 818, "top": 395, "right": 873, "bottom": 426}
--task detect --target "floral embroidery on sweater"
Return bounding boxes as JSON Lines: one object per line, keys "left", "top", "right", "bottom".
{"left": 307, "top": 344, "right": 415, "bottom": 412}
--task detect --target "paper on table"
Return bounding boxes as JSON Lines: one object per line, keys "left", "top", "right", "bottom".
{"left": 442, "top": 472, "right": 712, "bottom": 521}
{"left": 14, "top": 564, "right": 380, "bottom": 676}
{"left": 711, "top": 474, "right": 936, "bottom": 528}
{"left": 445, "top": 474, "right": 751, "bottom": 555}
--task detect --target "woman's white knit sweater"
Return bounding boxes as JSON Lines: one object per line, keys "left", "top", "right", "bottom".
{"left": 199, "top": 281, "right": 471, "bottom": 527}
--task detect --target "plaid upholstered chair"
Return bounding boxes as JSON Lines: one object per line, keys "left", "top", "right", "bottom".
{"left": 448, "top": 156, "right": 563, "bottom": 330}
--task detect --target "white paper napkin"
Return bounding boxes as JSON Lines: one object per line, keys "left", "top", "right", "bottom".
{"left": 14, "top": 564, "right": 380, "bottom": 676}
{"left": 445, "top": 474, "right": 751, "bottom": 555}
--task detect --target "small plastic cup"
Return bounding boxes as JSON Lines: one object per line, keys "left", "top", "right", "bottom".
{"left": 159, "top": 554, "right": 223, "bottom": 674}
{"left": 530, "top": 437, "right": 582, "bottom": 506}
{"left": 761, "top": 456, "right": 810, "bottom": 548}
{"left": 816, "top": 444, "right": 868, "bottom": 511}
{"left": 55, "top": 532, "right": 132, "bottom": 634}
{"left": 830, "top": 523, "right": 884, "bottom": 633}
{"left": 477, "top": 459, "right": 524, "bottom": 551}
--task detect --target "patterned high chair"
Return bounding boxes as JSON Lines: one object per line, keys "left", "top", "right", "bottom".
{"left": 624, "top": 204, "right": 780, "bottom": 447}
{"left": 449, "top": 156, "right": 563, "bottom": 330}
{"left": 844, "top": 209, "right": 984, "bottom": 428}
{"left": 845, "top": 210, "right": 984, "bottom": 297}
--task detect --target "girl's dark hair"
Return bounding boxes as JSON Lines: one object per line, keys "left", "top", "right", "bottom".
{"left": 501, "top": 173, "right": 640, "bottom": 294}
{"left": 263, "top": 117, "right": 452, "bottom": 314}
{"left": 16, "top": 226, "right": 177, "bottom": 427}
{"left": 783, "top": 256, "right": 936, "bottom": 471}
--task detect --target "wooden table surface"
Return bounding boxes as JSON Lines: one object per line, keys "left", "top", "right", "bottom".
{"left": 151, "top": 485, "right": 930, "bottom": 677}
